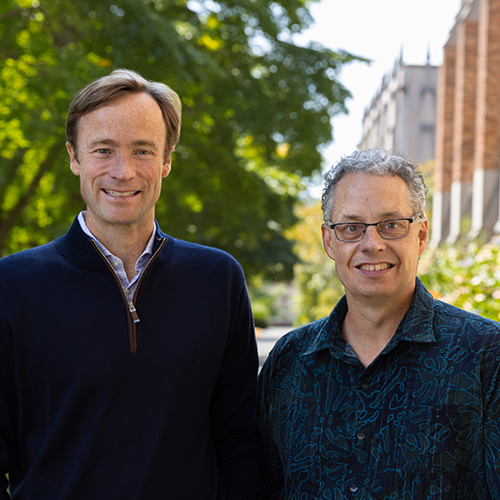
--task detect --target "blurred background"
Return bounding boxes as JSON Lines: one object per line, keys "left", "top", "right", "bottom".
{"left": 1, "top": 0, "right": 499, "bottom": 358}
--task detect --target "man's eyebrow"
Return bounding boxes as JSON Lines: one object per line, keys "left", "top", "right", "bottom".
{"left": 337, "top": 211, "right": 403, "bottom": 222}
{"left": 88, "top": 138, "right": 119, "bottom": 148}
{"left": 88, "top": 139, "right": 160, "bottom": 149}
{"left": 131, "top": 140, "right": 160, "bottom": 149}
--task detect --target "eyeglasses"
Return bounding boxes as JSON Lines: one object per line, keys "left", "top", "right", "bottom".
{"left": 324, "top": 214, "right": 419, "bottom": 242}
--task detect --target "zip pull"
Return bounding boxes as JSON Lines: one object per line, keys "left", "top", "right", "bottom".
{"left": 129, "top": 302, "right": 140, "bottom": 323}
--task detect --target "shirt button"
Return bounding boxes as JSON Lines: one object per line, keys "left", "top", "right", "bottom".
{"left": 350, "top": 484, "right": 358, "bottom": 493}
{"left": 357, "top": 432, "right": 366, "bottom": 440}
{"left": 113, "top": 261, "right": 120, "bottom": 267}
{"left": 361, "top": 380, "right": 369, "bottom": 388}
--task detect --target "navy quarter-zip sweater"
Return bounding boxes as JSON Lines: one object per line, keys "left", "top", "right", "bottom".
{"left": 0, "top": 219, "right": 263, "bottom": 499}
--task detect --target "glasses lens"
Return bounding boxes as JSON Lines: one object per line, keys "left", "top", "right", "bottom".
{"left": 377, "top": 219, "right": 410, "bottom": 239}
{"left": 335, "top": 223, "right": 366, "bottom": 241}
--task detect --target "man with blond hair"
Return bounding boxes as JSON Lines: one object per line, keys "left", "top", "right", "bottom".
{"left": 0, "top": 69, "right": 262, "bottom": 499}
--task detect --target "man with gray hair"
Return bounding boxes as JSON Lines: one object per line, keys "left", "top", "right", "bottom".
{"left": 0, "top": 69, "right": 263, "bottom": 499}
{"left": 257, "top": 149, "right": 500, "bottom": 498}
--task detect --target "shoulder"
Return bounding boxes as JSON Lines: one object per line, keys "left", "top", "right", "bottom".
{"left": 0, "top": 239, "right": 62, "bottom": 276}
{"left": 413, "top": 278, "right": 500, "bottom": 341}
{"left": 0, "top": 242, "right": 62, "bottom": 311}
{"left": 0, "top": 218, "right": 99, "bottom": 281}
{"left": 430, "top": 299, "right": 500, "bottom": 363}
{"left": 155, "top": 232, "right": 250, "bottom": 297}
{"left": 172, "top": 237, "right": 239, "bottom": 264}
{"left": 274, "top": 317, "right": 329, "bottom": 350}
{"left": 433, "top": 298, "right": 500, "bottom": 334}
{"left": 261, "top": 316, "right": 330, "bottom": 375}
{"left": 159, "top": 231, "right": 245, "bottom": 276}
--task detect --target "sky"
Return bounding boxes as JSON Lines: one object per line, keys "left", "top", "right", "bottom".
{"left": 296, "top": 0, "right": 461, "bottom": 196}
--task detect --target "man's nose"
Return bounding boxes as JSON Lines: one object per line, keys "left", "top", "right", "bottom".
{"left": 359, "top": 225, "right": 385, "bottom": 250}
{"left": 110, "top": 154, "right": 135, "bottom": 180}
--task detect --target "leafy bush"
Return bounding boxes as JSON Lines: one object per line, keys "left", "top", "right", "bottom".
{"left": 419, "top": 237, "right": 500, "bottom": 321}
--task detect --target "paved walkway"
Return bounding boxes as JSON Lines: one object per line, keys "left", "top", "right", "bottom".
{"left": 256, "top": 326, "right": 291, "bottom": 369}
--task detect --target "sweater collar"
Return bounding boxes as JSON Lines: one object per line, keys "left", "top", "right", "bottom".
{"left": 56, "top": 217, "right": 172, "bottom": 271}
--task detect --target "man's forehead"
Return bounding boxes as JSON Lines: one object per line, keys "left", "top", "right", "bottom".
{"left": 332, "top": 173, "right": 411, "bottom": 217}
{"left": 79, "top": 92, "right": 164, "bottom": 122}
{"left": 334, "top": 172, "right": 407, "bottom": 192}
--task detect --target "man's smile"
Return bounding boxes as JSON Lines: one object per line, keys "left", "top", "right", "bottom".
{"left": 357, "top": 263, "right": 393, "bottom": 271}
{"left": 103, "top": 189, "right": 139, "bottom": 197}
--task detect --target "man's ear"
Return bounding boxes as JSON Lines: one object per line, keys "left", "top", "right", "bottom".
{"left": 322, "top": 223, "right": 336, "bottom": 262}
{"left": 162, "top": 154, "right": 172, "bottom": 178}
{"left": 66, "top": 142, "right": 80, "bottom": 176}
{"left": 418, "top": 218, "right": 429, "bottom": 257}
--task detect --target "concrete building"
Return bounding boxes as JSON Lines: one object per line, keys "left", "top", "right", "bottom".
{"left": 432, "top": 0, "right": 500, "bottom": 244}
{"left": 358, "top": 52, "right": 438, "bottom": 164}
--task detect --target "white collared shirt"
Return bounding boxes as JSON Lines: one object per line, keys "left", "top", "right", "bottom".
{"left": 77, "top": 211, "right": 155, "bottom": 299}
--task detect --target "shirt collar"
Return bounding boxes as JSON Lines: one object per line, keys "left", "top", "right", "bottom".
{"left": 301, "top": 278, "right": 437, "bottom": 359}
{"left": 77, "top": 211, "right": 156, "bottom": 266}
{"left": 300, "top": 297, "right": 347, "bottom": 357}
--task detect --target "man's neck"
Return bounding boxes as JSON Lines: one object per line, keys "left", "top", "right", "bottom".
{"left": 341, "top": 294, "right": 412, "bottom": 367}
{"left": 85, "top": 217, "right": 155, "bottom": 280}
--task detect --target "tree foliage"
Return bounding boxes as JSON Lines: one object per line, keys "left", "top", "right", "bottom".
{"left": 0, "top": 0, "right": 365, "bottom": 280}
{"left": 286, "top": 200, "right": 343, "bottom": 324}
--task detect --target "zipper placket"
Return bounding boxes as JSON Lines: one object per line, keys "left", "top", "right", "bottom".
{"left": 90, "top": 237, "right": 167, "bottom": 353}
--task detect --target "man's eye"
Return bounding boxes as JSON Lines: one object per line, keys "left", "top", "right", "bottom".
{"left": 97, "top": 149, "right": 109, "bottom": 154}
{"left": 344, "top": 224, "right": 362, "bottom": 233}
{"left": 137, "top": 150, "right": 150, "bottom": 155}
{"left": 382, "top": 221, "right": 401, "bottom": 230}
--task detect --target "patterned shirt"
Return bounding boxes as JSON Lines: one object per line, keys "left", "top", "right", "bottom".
{"left": 257, "top": 279, "right": 500, "bottom": 499}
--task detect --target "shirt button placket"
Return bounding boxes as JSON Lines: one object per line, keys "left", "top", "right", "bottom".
{"left": 349, "top": 378, "right": 369, "bottom": 495}
{"left": 357, "top": 380, "right": 369, "bottom": 443}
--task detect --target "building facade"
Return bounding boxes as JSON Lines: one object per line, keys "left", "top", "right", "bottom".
{"left": 432, "top": 0, "right": 500, "bottom": 244}
{"left": 358, "top": 53, "right": 438, "bottom": 164}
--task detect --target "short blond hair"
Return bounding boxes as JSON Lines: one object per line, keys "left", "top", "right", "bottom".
{"left": 66, "top": 69, "right": 182, "bottom": 161}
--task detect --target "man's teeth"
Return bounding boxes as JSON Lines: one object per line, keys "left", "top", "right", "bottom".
{"left": 105, "top": 190, "right": 136, "bottom": 197}
{"left": 359, "top": 263, "right": 391, "bottom": 271}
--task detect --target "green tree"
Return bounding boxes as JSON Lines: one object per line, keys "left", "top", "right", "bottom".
{"left": 0, "top": 0, "right": 365, "bottom": 281}
{"left": 286, "top": 200, "right": 343, "bottom": 324}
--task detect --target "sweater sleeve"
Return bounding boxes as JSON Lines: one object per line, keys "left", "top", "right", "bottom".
{"left": 209, "top": 282, "right": 263, "bottom": 500}
{"left": 0, "top": 315, "right": 16, "bottom": 499}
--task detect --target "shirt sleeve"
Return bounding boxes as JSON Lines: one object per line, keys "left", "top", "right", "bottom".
{"left": 0, "top": 316, "right": 16, "bottom": 499}
{"left": 209, "top": 282, "right": 264, "bottom": 500}
{"left": 256, "top": 350, "right": 285, "bottom": 500}
{"left": 484, "top": 339, "right": 500, "bottom": 496}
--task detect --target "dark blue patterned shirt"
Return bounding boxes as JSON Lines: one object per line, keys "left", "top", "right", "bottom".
{"left": 257, "top": 279, "right": 500, "bottom": 499}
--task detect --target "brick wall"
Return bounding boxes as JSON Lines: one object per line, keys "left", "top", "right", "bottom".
{"left": 433, "top": 0, "right": 500, "bottom": 242}
{"left": 474, "top": 0, "right": 500, "bottom": 173}
{"left": 453, "top": 19, "right": 478, "bottom": 183}
{"left": 435, "top": 43, "right": 456, "bottom": 193}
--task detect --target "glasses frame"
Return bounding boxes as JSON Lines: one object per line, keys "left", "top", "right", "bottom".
{"left": 324, "top": 214, "right": 419, "bottom": 243}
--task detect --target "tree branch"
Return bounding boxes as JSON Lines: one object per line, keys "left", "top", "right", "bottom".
{"left": 0, "top": 145, "right": 59, "bottom": 251}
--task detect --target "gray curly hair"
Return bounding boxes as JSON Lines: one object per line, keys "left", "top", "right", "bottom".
{"left": 321, "top": 148, "right": 428, "bottom": 221}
